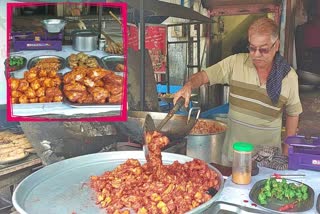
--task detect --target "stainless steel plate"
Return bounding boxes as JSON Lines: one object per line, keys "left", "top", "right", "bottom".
{"left": 101, "top": 55, "right": 124, "bottom": 72}
{"left": 27, "top": 55, "right": 66, "bottom": 71}
{"left": 13, "top": 151, "right": 224, "bottom": 214}
{"left": 249, "top": 179, "right": 314, "bottom": 213}
{"left": 63, "top": 97, "right": 122, "bottom": 108}
{"left": 205, "top": 201, "right": 271, "bottom": 214}
{"left": 0, "top": 152, "right": 29, "bottom": 165}
{"left": 66, "top": 55, "right": 104, "bottom": 69}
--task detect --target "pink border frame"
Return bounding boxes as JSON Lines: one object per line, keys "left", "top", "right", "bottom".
{"left": 6, "top": 2, "right": 128, "bottom": 122}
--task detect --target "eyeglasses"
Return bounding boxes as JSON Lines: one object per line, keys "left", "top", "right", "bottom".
{"left": 247, "top": 40, "right": 277, "bottom": 54}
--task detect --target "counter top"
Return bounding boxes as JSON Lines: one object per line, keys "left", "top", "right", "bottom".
{"left": 217, "top": 166, "right": 319, "bottom": 213}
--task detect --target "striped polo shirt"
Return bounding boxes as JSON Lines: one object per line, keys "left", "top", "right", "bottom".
{"left": 204, "top": 53, "right": 302, "bottom": 129}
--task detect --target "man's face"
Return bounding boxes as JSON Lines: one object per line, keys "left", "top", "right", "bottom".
{"left": 248, "top": 33, "right": 279, "bottom": 68}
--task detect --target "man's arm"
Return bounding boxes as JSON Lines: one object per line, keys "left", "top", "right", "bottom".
{"left": 282, "top": 115, "right": 299, "bottom": 155}
{"left": 173, "top": 71, "right": 209, "bottom": 107}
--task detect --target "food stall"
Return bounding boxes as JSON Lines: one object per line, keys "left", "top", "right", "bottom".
{"left": 6, "top": 2, "right": 126, "bottom": 120}
{"left": 1, "top": 0, "right": 320, "bottom": 214}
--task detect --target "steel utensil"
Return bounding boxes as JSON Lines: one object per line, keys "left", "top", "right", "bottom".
{"left": 205, "top": 201, "right": 270, "bottom": 214}
{"left": 143, "top": 114, "right": 156, "bottom": 158}
{"left": 156, "top": 97, "right": 186, "bottom": 131}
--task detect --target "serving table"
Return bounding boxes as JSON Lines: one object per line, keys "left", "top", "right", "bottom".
{"left": 213, "top": 163, "right": 319, "bottom": 213}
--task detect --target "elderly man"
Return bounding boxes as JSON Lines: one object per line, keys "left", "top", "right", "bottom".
{"left": 174, "top": 17, "right": 302, "bottom": 166}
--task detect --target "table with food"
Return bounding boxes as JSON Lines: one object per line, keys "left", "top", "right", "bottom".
{"left": 6, "top": 16, "right": 125, "bottom": 118}
{"left": 9, "top": 110, "right": 320, "bottom": 214}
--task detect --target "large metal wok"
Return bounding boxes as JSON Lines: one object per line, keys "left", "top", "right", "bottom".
{"left": 13, "top": 151, "right": 224, "bottom": 214}
{"left": 114, "top": 110, "right": 200, "bottom": 143}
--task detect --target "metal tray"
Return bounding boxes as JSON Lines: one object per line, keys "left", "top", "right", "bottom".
{"left": 101, "top": 55, "right": 125, "bottom": 72}
{"left": 63, "top": 96, "right": 122, "bottom": 108}
{"left": 12, "top": 151, "right": 224, "bottom": 214}
{"left": 66, "top": 55, "right": 104, "bottom": 69}
{"left": 27, "top": 55, "right": 66, "bottom": 71}
{"left": 317, "top": 194, "right": 320, "bottom": 214}
{"left": 4, "top": 56, "right": 27, "bottom": 72}
{"left": 205, "top": 201, "right": 271, "bottom": 214}
{"left": 249, "top": 179, "right": 314, "bottom": 213}
{"left": 0, "top": 152, "right": 29, "bottom": 165}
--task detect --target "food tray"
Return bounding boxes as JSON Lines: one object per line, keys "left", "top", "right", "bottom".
{"left": 63, "top": 97, "right": 122, "bottom": 108}
{"left": 0, "top": 152, "right": 29, "bottom": 165}
{"left": 249, "top": 179, "right": 314, "bottom": 213}
{"left": 204, "top": 201, "right": 271, "bottom": 214}
{"left": 4, "top": 56, "right": 27, "bottom": 72}
{"left": 101, "top": 55, "right": 125, "bottom": 72}
{"left": 13, "top": 151, "right": 224, "bottom": 214}
{"left": 66, "top": 55, "right": 104, "bottom": 69}
{"left": 27, "top": 55, "right": 66, "bottom": 71}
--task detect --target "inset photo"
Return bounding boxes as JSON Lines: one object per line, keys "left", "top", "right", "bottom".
{"left": 6, "top": 2, "right": 127, "bottom": 121}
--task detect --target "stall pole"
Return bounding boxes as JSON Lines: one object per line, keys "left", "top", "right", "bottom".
{"left": 139, "top": 0, "right": 145, "bottom": 110}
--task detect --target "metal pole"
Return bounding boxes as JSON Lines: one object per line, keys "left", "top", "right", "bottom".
{"left": 166, "top": 30, "right": 170, "bottom": 94}
{"left": 197, "top": 24, "right": 200, "bottom": 72}
{"left": 139, "top": 0, "right": 145, "bottom": 110}
{"left": 98, "top": 5, "right": 102, "bottom": 39}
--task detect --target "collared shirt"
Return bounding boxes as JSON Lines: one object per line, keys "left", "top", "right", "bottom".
{"left": 203, "top": 53, "right": 302, "bottom": 164}
{"left": 204, "top": 53, "right": 302, "bottom": 127}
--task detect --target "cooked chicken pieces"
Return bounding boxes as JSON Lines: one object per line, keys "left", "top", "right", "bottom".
{"left": 63, "top": 67, "right": 123, "bottom": 104}
{"left": 9, "top": 64, "right": 62, "bottom": 104}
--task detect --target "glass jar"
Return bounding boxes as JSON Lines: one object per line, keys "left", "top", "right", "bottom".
{"left": 98, "top": 38, "right": 106, "bottom": 51}
{"left": 232, "top": 142, "right": 254, "bottom": 185}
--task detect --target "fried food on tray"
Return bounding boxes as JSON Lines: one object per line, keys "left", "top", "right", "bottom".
{"left": 90, "top": 131, "right": 220, "bottom": 214}
{"left": 34, "top": 58, "right": 61, "bottom": 72}
{"left": 115, "top": 63, "right": 125, "bottom": 72}
{"left": 10, "top": 78, "right": 20, "bottom": 90}
{"left": 105, "top": 41, "right": 123, "bottom": 55}
{"left": 68, "top": 52, "right": 100, "bottom": 68}
{"left": 0, "top": 131, "right": 33, "bottom": 163}
{"left": 63, "top": 67, "right": 123, "bottom": 104}
{"left": 18, "top": 95, "right": 29, "bottom": 104}
{"left": 11, "top": 90, "right": 23, "bottom": 98}
{"left": 87, "top": 68, "right": 110, "bottom": 81}
{"left": 24, "top": 87, "right": 36, "bottom": 99}
{"left": 9, "top": 66, "right": 63, "bottom": 104}
{"left": 17, "top": 79, "right": 29, "bottom": 91}
{"left": 30, "top": 79, "right": 41, "bottom": 91}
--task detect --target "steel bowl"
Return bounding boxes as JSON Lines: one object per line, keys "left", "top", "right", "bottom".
{"left": 72, "top": 30, "right": 98, "bottom": 52}
{"left": 13, "top": 151, "right": 224, "bottom": 214}
{"left": 298, "top": 70, "right": 320, "bottom": 86}
{"left": 41, "top": 19, "right": 66, "bottom": 33}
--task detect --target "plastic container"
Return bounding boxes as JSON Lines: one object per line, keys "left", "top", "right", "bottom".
{"left": 232, "top": 142, "right": 254, "bottom": 185}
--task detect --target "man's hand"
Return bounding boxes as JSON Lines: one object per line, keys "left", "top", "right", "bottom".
{"left": 173, "top": 71, "right": 209, "bottom": 108}
{"left": 173, "top": 83, "right": 192, "bottom": 108}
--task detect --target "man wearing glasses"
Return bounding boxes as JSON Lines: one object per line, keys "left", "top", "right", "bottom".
{"left": 174, "top": 17, "right": 302, "bottom": 166}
